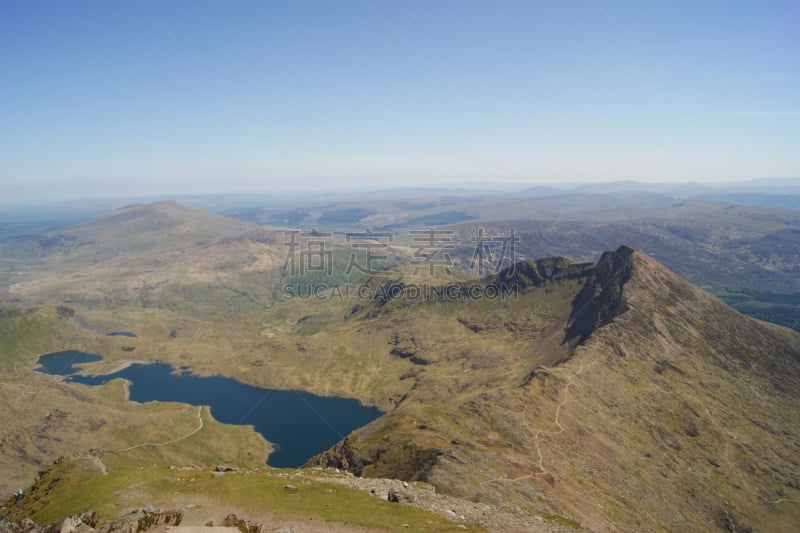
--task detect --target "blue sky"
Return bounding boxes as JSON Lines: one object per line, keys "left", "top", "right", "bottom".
{"left": 1, "top": 0, "right": 798, "bottom": 201}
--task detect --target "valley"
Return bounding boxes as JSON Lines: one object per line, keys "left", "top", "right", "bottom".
{"left": 0, "top": 196, "right": 799, "bottom": 531}
{"left": 6, "top": 1, "right": 800, "bottom": 529}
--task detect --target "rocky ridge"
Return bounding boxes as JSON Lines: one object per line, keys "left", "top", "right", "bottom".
{"left": 311, "top": 246, "right": 800, "bottom": 531}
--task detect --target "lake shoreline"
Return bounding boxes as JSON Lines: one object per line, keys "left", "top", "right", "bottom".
{"left": 36, "top": 351, "right": 382, "bottom": 468}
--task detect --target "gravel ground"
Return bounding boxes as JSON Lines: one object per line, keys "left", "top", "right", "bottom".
{"left": 294, "top": 468, "right": 580, "bottom": 532}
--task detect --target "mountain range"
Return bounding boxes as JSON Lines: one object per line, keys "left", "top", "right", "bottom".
{"left": 0, "top": 201, "right": 798, "bottom": 532}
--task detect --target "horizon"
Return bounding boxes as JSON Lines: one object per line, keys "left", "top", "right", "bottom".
{"left": 2, "top": 1, "right": 799, "bottom": 202}
{"left": 2, "top": 175, "right": 800, "bottom": 210}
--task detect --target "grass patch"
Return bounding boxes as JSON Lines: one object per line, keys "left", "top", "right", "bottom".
{"left": 12, "top": 456, "right": 482, "bottom": 532}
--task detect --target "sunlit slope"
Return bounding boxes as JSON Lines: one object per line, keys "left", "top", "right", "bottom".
{"left": 0, "top": 201, "right": 287, "bottom": 313}
{"left": 311, "top": 247, "right": 800, "bottom": 531}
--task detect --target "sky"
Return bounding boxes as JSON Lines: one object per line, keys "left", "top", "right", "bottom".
{"left": 1, "top": 0, "right": 799, "bottom": 201}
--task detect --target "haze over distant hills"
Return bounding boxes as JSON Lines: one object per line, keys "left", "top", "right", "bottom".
{"left": 5, "top": 180, "right": 799, "bottom": 330}
{"left": 4, "top": 0, "right": 799, "bottom": 527}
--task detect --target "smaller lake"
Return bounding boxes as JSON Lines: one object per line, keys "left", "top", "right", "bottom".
{"left": 107, "top": 331, "right": 137, "bottom": 338}
{"left": 37, "top": 350, "right": 103, "bottom": 376}
{"left": 36, "top": 352, "right": 382, "bottom": 468}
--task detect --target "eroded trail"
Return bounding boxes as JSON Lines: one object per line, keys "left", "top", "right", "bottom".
{"left": 109, "top": 405, "right": 204, "bottom": 453}
{"left": 482, "top": 360, "right": 597, "bottom": 485}
{"left": 530, "top": 361, "right": 597, "bottom": 477}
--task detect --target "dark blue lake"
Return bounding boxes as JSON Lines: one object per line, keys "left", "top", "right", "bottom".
{"left": 36, "top": 353, "right": 382, "bottom": 468}
{"left": 107, "top": 331, "right": 137, "bottom": 337}
{"left": 37, "top": 350, "right": 103, "bottom": 375}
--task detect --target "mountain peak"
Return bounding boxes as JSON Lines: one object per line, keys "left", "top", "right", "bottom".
{"left": 564, "top": 245, "right": 800, "bottom": 387}
{"left": 53, "top": 200, "right": 261, "bottom": 251}
{"left": 86, "top": 200, "right": 225, "bottom": 228}
{"left": 564, "top": 245, "right": 635, "bottom": 344}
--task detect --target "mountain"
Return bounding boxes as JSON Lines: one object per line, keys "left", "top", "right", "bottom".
{"left": 220, "top": 194, "right": 800, "bottom": 331}
{"left": 447, "top": 201, "right": 800, "bottom": 331}
{"left": 692, "top": 193, "right": 800, "bottom": 210}
{"left": 0, "top": 201, "right": 256, "bottom": 260}
{"left": 309, "top": 246, "right": 800, "bottom": 531}
{"left": 0, "top": 201, "right": 287, "bottom": 314}
{"left": 1, "top": 201, "right": 798, "bottom": 531}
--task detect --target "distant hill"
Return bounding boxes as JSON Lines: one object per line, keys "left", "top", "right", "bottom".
{"left": 448, "top": 201, "right": 800, "bottom": 331}
{"left": 5, "top": 198, "right": 800, "bottom": 331}
{"left": 692, "top": 193, "right": 800, "bottom": 210}
{"left": 0, "top": 201, "right": 286, "bottom": 314}
{"left": 0, "top": 201, "right": 257, "bottom": 260}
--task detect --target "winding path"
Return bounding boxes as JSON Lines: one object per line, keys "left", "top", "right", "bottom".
{"left": 109, "top": 405, "right": 204, "bottom": 453}
{"left": 531, "top": 361, "right": 597, "bottom": 477}
{"left": 482, "top": 361, "right": 596, "bottom": 486}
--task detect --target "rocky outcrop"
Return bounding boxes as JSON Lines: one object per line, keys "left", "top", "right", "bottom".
{"left": 388, "top": 333, "right": 418, "bottom": 359}
{"left": 0, "top": 508, "right": 181, "bottom": 533}
{"left": 488, "top": 257, "right": 593, "bottom": 293}
{"left": 223, "top": 513, "right": 268, "bottom": 533}
{"left": 347, "top": 278, "right": 407, "bottom": 318}
{"left": 563, "top": 245, "right": 635, "bottom": 344}
{"left": 307, "top": 436, "right": 442, "bottom": 483}
{"left": 306, "top": 437, "right": 374, "bottom": 476}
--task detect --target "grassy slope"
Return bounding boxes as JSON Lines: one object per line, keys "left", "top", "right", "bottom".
{"left": 530, "top": 251, "right": 800, "bottom": 531}
{"left": 9, "top": 250, "right": 797, "bottom": 530}
{"left": 2, "top": 202, "right": 800, "bottom": 531}
{"left": 0, "top": 308, "right": 481, "bottom": 531}
{"left": 3, "top": 455, "right": 481, "bottom": 532}
{"left": 308, "top": 250, "right": 800, "bottom": 531}
{"left": 0, "top": 201, "right": 287, "bottom": 315}
{"left": 0, "top": 261, "right": 587, "bottom": 529}
{"left": 0, "top": 306, "right": 268, "bottom": 497}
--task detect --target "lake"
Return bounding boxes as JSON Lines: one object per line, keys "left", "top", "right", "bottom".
{"left": 36, "top": 350, "right": 103, "bottom": 375}
{"left": 36, "top": 352, "right": 382, "bottom": 468}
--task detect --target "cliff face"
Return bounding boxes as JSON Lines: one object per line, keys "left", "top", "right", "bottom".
{"left": 488, "top": 257, "right": 593, "bottom": 292}
{"left": 563, "top": 245, "right": 634, "bottom": 345}
{"left": 312, "top": 436, "right": 442, "bottom": 483}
